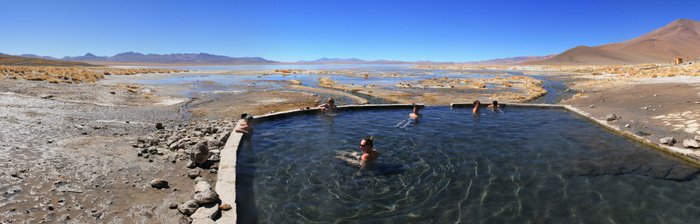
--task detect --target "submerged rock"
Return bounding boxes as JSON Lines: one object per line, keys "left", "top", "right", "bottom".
{"left": 572, "top": 154, "right": 700, "bottom": 181}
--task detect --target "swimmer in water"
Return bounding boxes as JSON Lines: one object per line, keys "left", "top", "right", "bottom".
{"left": 336, "top": 136, "right": 379, "bottom": 169}
{"left": 488, "top": 100, "right": 501, "bottom": 109}
{"left": 235, "top": 113, "right": 254, "bottom": 135}
{"left": 359, "top": 136, "right": 379, "bottom": 163}
{"left": 318, "top": 97, "right": 338, "bottom": 114}
{"left": 488, "top": 100, "right": 503, "bottom": 113}
{"left": 409, "top": 104, "right": 421, "bottom": 120}
{"left": 472, "top": 100, "right": 481, "bottom": 114}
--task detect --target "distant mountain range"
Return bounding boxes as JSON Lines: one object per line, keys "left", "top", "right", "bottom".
{"left": 0, "top": 53, "right": 94, "bottom": 66}
{"left": 8, "top": 19, "right": 700, "bottom": 67}
{"left": 7, "top": 53, "right": 435, "bottom": 65}
{"left": 295, "top": 57, "right": 415, "bottom": 64}
{"left": 528, "top": 18, "right": 700, "bottom": 65}
{"left": 57, "top": 52, "right": 276, "bottom": 65}
{"left": 467, "top": 55, "right": 554, "bottom": 65}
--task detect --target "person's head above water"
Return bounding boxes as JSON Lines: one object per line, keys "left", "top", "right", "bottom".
{"left": 491, "top": 100, "right": 498, "bottom": 106}
{"left": 240, "top": 113, "right": 254, "bottom": 121}
{"left": 473, "top": 100, "right": 481, "bottom": 106}
{"left": 360, "top": 136, "right": 374, "bottom": 152}
{"left": 327, "top": 98, "right": 335, "bottom": 104}
{"left": 412, "top": 103, "right": 419, "bottom": 113}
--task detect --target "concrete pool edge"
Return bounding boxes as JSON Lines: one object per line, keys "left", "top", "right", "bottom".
{"left": 453, "top": 102, "right": 700, "bottom": 166}
{"left": 216, "top": 103, "right": 700, "bottom": 223}
{"left": 214, "top": 104, "right": 424, "bottom": 223}
{"left": 215, "top": 119, "right": 244, "bottom": 224}
{"left": 561, "top": 105, "right": 700, "bottom": 167}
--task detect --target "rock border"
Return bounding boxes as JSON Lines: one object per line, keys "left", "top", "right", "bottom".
{"left": 216, "top": 103, "right": 700, "bottom": 223}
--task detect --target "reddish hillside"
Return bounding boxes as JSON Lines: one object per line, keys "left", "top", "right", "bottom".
{"left": 529, "top": 19, "right": 700, "bottom": 65}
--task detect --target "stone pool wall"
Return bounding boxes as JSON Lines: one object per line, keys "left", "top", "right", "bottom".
{"left": 215, "top": 103, "right": 700, "bottom": 223}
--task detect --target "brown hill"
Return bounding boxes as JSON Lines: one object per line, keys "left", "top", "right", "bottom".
{"left": 0, "top": 54, "right": 95, "bottom": 67}
{"left": 529, "top": 19, "right": 700, "bottom": 65}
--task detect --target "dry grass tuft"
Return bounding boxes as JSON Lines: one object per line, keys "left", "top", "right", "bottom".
{"left": 0, "top": 66, "right": 184, "bottom": 83}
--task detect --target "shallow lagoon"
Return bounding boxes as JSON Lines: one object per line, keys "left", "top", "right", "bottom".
{"left": 237, "top": 107, "right": 700, "bottom": 223}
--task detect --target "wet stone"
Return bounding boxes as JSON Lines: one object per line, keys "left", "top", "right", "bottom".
{"left": 155, "top": 122, "right": 164, "bottom": 130}
{"left": 660, "top": 137, "right": 676, "bottom": 146}
{"left": 149, "top": 179, "right": 169, "bottom": 189}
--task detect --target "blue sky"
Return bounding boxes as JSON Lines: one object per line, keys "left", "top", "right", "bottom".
{"left": 1, "top": 0, "right": 698, "bottom": 62}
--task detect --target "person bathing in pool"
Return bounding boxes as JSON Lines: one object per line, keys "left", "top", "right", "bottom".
{"left": 409, "top": 104, "right": 421, "bottom": 120}
{"left": 472, "top": 100, "right": 481, "bottom": 114}
{"left": 318, "top": 97, "right": 338, "bottom": 114}
{"left": 336, "top": 136, "right": 379, "bottom": 169}
{"left": 488, "top": 100, "right": 502, "bottom": 110}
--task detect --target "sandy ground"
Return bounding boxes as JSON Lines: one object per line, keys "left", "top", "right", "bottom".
{"left": 0, "top": 78, "right": 362, "bottom": 223}
{"left": 0, "top": 80, "right": 194, "bottom": 223}
{"left": 565, "top": 80, "right": 700, "bottom": 147}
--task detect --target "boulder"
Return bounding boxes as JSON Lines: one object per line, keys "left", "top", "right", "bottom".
{"left": 605, "top": 113, "right": 619, "bottom": 121}
{"left": 659, "top": 137, "right": 676, "bottom": 146}
{"left": 191, "top": 203, "right": 220, "bottom": 220}
{"left": 194, "top": 181, "right": 212, "bottom": 193}
{"left": 694, "top": 135, "right": 700, "bottom": 141}
{"left": 189, "top": 142, "right": 210, "bottom": 166}
{"left": 155, "top": 123, "right": 164, "bottom": 130}
{"left": 150, "top": 179, "right": 169, "bottom": 189}
{"left": 187, "top": 169, "right": 200, "bottom": 179}
{"left": 194, "top": 189, "right": 219, "bottom": 205}
{"left": 194, "top": 181, "right": 219, "bottom": 205}
{"left": 178, "top": 200, "right": 199, "bottom": 216}
{"left": 683, "top": 139, "right": 700, "bottom": 149}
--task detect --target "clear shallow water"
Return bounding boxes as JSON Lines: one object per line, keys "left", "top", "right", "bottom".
{"left": 237, "top": 107, "right": 700, "bottom": 223}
